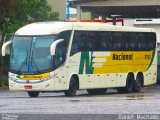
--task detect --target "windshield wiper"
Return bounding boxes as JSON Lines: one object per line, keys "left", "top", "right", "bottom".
{"left": 26, "top": 50, "right": 29, "bottom": 65}
{"left": 30, "top": 50, "right": 40, "bottom": 73}
{"left": 17, "top": 50, "right": 29, "bottom": 73}
{"left": 28, "top": 40, "right": 40, "bottom": 73}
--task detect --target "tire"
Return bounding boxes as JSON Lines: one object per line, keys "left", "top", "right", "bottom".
{"left": 64, "top": 77, "right": 77, "bottom": 97}
{"left": 87, "top": 88, "right": 106, "bottom": 95}
{"left": 117, "top": 88, "right": 125, "bottom": 93}
{"left": 158, "top": 80, "right": 160, "bottom": 85}
{"left": 125, "top": 74, "right": 134, "bottom": 93}
{"left": 133, "top": 74, "right": 143, "bottom": 92}
{"left": 28, "top": 91, "right": 39, "bottom": 97}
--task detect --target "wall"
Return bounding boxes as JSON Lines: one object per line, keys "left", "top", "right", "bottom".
{"left": 47, "top": 0, "right": 66, "bottom": 20}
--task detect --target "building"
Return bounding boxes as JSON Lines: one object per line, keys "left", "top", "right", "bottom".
{"left": 47, "top": 0, "right": 66, "bottom": 20}
{"left": 70, "top": 0, "right": 160, "bottom": 21}
{"left": 70, "top": 0, "right": 160, "bottom": 44}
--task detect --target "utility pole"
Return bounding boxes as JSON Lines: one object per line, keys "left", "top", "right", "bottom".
{"left": 66, "top": 0, "right": 70, "bottom": 20}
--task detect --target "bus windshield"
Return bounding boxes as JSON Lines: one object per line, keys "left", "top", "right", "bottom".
{"left": 10, "top": 35, "right": 56, "bottom": 74}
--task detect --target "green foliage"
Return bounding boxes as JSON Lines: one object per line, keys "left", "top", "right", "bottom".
{"left": 0, "top": 0, "right": 59, "bottom": 87}
{"left": 0, "top": 0, "right": 59, "bottom": 35}
{"left": 16, "top": 0, "right": 59, "bottom": 22}
{"left": 0, "top": 10, "right": 24, "bottom": 37}
{"left": 0, "top": 75, "right": 8, "bottom": 87}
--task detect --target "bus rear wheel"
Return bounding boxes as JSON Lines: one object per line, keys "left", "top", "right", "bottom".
{"left": 125, "top": 74, "right": 134, "bottom": 93}
{"left": 64, "top": 77, "right": 77, "bottom": 97}
{"left": 87, "top": 88, "right": 106, "bottom": 95}
{"left": 28, "top": 91, "right": 39, "bottom": 97}
{"left": 133, "top": 74, "right": 143, "bottom": 92}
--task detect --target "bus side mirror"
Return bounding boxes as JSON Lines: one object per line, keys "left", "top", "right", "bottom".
{"left": 1, "top": 40, "right": 12, "bottom": 56}
{"left": 50, "top": 39, "right": 64, "bottom": 56}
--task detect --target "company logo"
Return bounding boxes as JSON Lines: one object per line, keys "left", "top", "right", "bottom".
{"left": 79, "top": 52, "right": 94, "bottom": 74}
{"left": 112, "top": 53, "right": 133, "bottom": 60}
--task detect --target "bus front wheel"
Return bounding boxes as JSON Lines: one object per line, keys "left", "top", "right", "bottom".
{"left": 64, "top": 77, "right": 77, "bottom": 97}
{"left": 28, "top": 91, "right": 39, "bottom": 97}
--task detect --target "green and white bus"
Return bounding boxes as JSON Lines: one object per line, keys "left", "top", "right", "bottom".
{"left": 2, "top": 22, "right": 157, "bottom": 97}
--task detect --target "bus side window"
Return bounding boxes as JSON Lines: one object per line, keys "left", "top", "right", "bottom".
{"left": 85, "top": 31, "right": 97, "bottom": 51}
{"left": 70, "top": 31, "right": 85, "bottom": 56}
{"left": 53, "top": 43, "right": 63, "bottom": 69}
{"left": 113, "top": 32, "right": 119, "bottom": 50}
{"left": 109, "top": 33, "right": 114, "bottom": 51}
{"left": 137, "top": 33, "right": 147, "bottom": 51}
{"left": 126, "top": 32, "right": 137, "bottom": 51}
{"left": 54, "top": 31, "right": 71, "bottom": 66}
{"left": 112, "top": 32, "right": 126, "bottom": 51}
{"left": 98, "top": 31, "right": 109, "bottom": 51}
{"left": 147, "top": 33, "right": 156, "bottom": 50}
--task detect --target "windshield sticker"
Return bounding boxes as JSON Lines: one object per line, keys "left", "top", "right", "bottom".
{"left": 17, "top": 73, "right": 50, "bottom": 80}
{"left": 16, "top": 37, "right": 32, "bottom": 40}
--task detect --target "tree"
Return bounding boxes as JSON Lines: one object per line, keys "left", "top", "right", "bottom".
{"left": 0, "top": 0, "right": 17, "bottom": 22}
{"left": 0, "top": 0, "right": 59, "bottom": 75}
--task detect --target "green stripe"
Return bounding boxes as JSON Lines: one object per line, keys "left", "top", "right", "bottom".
{"left": 79, "top": 52, "right": 94, "bottom": 74}
{"left": 147, "top": 48, "right": 156, "bottom": 71}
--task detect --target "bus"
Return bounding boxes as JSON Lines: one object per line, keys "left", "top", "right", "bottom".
{"left": 1, "top": 22, "right": 157, "bottom": 97}
{"left": 157, "top": 51, "right": 160, "bottom": 84}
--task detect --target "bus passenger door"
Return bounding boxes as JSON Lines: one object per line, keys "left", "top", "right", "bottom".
{"left": 54, "top": 68, "right": 63, "bottom": 90}
{"left": 53, "top": 43, "right": 67, "bottom": 91}
{"left": 54, "top": 66, "right": 67, "bottom": 91}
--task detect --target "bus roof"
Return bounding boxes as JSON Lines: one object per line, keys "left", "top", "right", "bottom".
{"left": 15, "top": 21, "right": 154, "bottom": 36}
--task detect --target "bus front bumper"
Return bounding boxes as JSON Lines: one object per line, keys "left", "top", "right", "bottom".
{"left": 9, "top": 79, "right": 55, "bottom": 91}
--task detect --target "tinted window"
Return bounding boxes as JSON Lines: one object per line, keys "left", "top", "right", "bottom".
{"left": 112, "top": 32, "right": 126, "bottom": 51}
{"left": 126, "top": 32, "right": 137, "bottom": 51}
{"left": 126, "top": 32, "right": 156, "bottom": 51}
{"left": 71, "top": 31, "right": 85, "bottom": 55}
{"left": 98, "top": 32, "right": 110, "bottom": 51}
{"left": 147, "top": 33, "right": 156, "bottom": 50}
{"left": 54, "top": 31, "right": 71, "bottom": 67}
{"left": 137, "top": 33, "right": 147, "bottom": 50}
{"left": 85, "top": 32, "right": 97, "bottom": 51}
{"left": 70, "top": 31, "right": 156, "bottom": 55}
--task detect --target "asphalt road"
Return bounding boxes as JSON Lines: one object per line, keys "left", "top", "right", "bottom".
{"left": 0, "top": 84, "right": 160, "bottom": 115}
